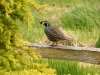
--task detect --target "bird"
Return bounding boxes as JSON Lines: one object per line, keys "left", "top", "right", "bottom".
{"left": 40, "top": 21, "right": 71, "bottom": 46}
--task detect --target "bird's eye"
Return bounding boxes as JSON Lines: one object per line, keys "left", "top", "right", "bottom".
{"left": 45, "top": 23, "right": 48, "bottom": 26}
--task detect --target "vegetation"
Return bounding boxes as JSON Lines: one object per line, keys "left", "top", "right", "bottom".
{"left": 0, "top": 0, "right": 56, "bottom": 75}
{"left": 34, "top": 59, "right": 100, "bottom": 75}
{"left": 22, "top": 0, "right": 100, "bottom": 47}
{"left": 47, "top": 59, "right": 100, "bottom": 75}
{"left": 20, "top": 0, "right": 100, "bottom": 75}
{"left": 61, "top": 3, "right": 100, "bottom": 44}
{"left": 96, "top": 35, "right": 100, "bottom": 48}
{"left": 0, "top": 0, "right": 100, "bottom": 75}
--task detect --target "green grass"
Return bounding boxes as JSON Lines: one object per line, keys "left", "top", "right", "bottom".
{"left": 20, "top": 0, "right": 100, "bottom": 46}
{"left": 19, "top": 18, "right": 45, "bottom": 43}
{"left": 19, "top": 0, "right": 100, "bottom": 75}
{"left": 37, "top": 0, "right": 99, "bottom": 7}
{"left": 61, "top": 4, "right": 100, "bottom": 43}
{"left": 47, "top": 59, "right": 100, "bottom": 75}
{"left": 47, "top": 59, "right": 78, "bottom": 75}
{"left": 35, "top": 59, "right": 100, "bottom": 75}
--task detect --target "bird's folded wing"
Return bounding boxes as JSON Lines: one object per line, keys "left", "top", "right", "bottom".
{"left": 48, "top": 28, "right": 63, "bottom": 39}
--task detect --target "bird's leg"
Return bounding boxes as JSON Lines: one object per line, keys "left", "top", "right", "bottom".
{"left": 51, "top": 42, "right": 58, "bottom": 46}
{"left": 52, "top": 42, "right": 55, "bottom": 46}
{"left": 49, "top": 42, "right": 58, "bottom": 46}
{"left": 55, "top": 42, "right": 58, "bottom": 46}
{"left": 49, "top": 42, "right": 55, "bottom": 46}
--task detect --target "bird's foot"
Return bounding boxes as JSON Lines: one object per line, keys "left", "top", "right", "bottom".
{"left": 49, "top": 44, "right": 57, "bottom": 46}
{"left": 49, "top": 42, "right": 58, "bottom": 46}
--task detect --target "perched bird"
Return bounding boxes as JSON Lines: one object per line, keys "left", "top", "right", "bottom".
{"left": 40, "top": 21, "right": 71, "bottom": 46}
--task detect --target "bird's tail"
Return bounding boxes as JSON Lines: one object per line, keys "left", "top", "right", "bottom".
{"left": 65, "top": 38, "right": 72, "bottom": 42}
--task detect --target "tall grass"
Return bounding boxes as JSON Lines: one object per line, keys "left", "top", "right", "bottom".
{"left": 61, "top": 4, "right": 100, "bottom": 43}
{"left": 18, "top": 0, "right": 100, "bottom": 75}
{"left": 20, "top": 0, "right": 100, "bottom": 44}
{"left": 96, "top": 35, "right": 100, "bottom": 47}
{"left": 32, "top": 58, "right": 100, "bottom": 75}
{"left": 18, "top": 17, "right": 46, "bottom": 43}
{"left": 37, "top": 0, "right": 100, "bottom": 8}
{"left": 47, "top": 59, "right": 100, "bottom": 75}
{"left": 61, "top": 5, "right": 100, "bottom": 30}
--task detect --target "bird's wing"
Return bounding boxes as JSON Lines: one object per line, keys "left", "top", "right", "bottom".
{"left": 48, "top": 27, "right": 64, "bottom": 39}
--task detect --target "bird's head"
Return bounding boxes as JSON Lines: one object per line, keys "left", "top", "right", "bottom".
{"left": 40, "top": 21, "right": 51, "bottom": 27}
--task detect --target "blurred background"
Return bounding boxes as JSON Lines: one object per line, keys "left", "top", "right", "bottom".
{"left": 20, "top": 0, "right": 100, "bottom": 47}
